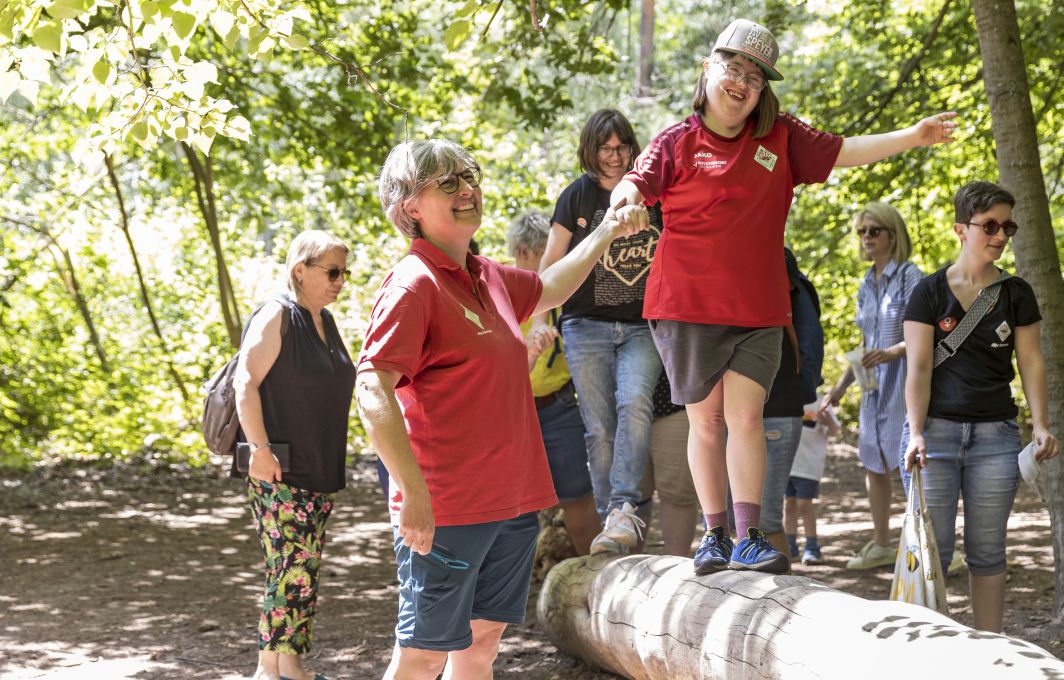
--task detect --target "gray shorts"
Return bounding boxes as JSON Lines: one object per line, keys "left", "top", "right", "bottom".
{"left": 649, "top": 321, "right": 782, "bottom": 404}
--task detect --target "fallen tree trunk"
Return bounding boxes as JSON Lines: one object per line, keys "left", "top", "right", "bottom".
{"left": 537, "top": 554, "right": 1064, "bottom": 679}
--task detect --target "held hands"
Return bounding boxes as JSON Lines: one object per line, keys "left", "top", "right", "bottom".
{"left": 904, "top": 433, "right": 927, "bottom": 472}
{"left": 398, "top": 483, "right": 435, "bottom": 556}
{"left": 248, "top": 447, "right": 282, "bottom": 483}
{"left": 605, "top": 197, "right": 650, "bottom": 238}
{"left": 1032, "top": 427, "right": 1060, "bottom": 462}
{"left": 526, "top": 324, "right": 559, "bottom": 359}
{"left": 912, "top": 111, "right": 959, "bottom": 147}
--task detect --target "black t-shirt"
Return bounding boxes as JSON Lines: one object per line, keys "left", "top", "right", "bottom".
{"left": 904, "top": 266, "right": 1041, "bottom": 422}
{"left": 551, "top": 174, "right": 663, "bottom": 322}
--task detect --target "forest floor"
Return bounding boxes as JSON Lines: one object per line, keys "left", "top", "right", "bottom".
{"left": 1, "top": 441, "right": 1061, "bottom": 680}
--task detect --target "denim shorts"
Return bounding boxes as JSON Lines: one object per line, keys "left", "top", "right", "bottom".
{"left": 786, "top": 476, "right": 820, "bottom": 500}
{"left": 537, "top": 381, "right": 594, "bottom": 503}
{"left": 900, "top": 417, "right": 1021, "bottom": 577}
{"left": 392, "top": 512, "right": 539, "bottom": 651}
{"left": 649, "top": 321, "right": 782, "bottom": 404}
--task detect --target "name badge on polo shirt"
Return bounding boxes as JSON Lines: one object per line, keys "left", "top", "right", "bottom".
{"left": 754, "top": 145, "right": 778, "bottom": 172}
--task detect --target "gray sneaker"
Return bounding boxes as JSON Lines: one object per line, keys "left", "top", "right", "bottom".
{"left": 593, "top": 501, "right": 645, "bottom": 550}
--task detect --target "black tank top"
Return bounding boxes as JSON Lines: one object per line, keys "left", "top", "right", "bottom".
{"left": 232, "top": 294, "right": 355, "bottom": 493}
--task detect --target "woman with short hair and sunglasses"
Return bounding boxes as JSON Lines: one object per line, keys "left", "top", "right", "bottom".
{"left": 820, "top": 202, "right": 923, "bottom": 571}
{"left": 536, "top": 108, "right": 665, "bottom": 554}
{"left": 356, "top": 139, "right": 646, "bottom": 680}
{"left": 902, "top": 181, "right": 1058, "bottom": 632}
{"left": 609, "top": 17, "right": 958, "bottom": 575}
{"left": 232, "top": 230, "right": 356, "bottom": 680}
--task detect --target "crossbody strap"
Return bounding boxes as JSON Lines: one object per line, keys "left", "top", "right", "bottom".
{"left": 933, "top": 272, "right": 1011, "bottom": 368}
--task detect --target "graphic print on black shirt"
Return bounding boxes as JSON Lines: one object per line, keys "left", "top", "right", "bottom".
{"left": 551, "top": 174, "right": 663, "bottom": 322}
{"left": 904, "top": 266, "right": 1041, "bottom": 422}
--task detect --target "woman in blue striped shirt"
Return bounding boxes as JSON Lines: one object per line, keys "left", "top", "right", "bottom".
{"left": 821, "top": 202, "right": 922, "bottom": 569}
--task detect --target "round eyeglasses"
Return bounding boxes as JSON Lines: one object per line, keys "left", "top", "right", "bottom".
{"left": 716, "top": 61, "right": 767, "bottom": 92}
{"left": 435, "top": 167, "right": 482, "bottom": 194}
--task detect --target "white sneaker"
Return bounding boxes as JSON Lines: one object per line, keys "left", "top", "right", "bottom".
{"left": 597, "top": 501, "right": 645, "bottom": 547}
{"left": 588, "top": 533, "right": 626, "bottom": 556}
{"left": 845, "top": 540, "right": 895, "bottom": 570}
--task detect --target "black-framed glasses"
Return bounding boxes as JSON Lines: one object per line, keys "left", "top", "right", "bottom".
{"left": 309, "top": 264, "right": 351, "bottom": 281}
{"left": 966, "top": 219, "right": 1019, "bottom": 237}
{"left": 435, "top": 167, "right": 482, "bottom": 194}
{"left": 855, "top": 226, "right": 886, "bottom": 238}
{"left": 716, "top": 61, "right": 767, "bottom": 92}
{"left": 597, "top": 143, "right": 632, "bottom": 158}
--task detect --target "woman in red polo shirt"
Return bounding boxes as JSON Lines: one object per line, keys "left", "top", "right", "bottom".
{"left": 355, "top": 139, "right": 645, "bottom": 680}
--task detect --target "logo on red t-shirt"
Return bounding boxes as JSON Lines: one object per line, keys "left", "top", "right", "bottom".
{"left": 754, "top": 145, "right": 778, "bottom": 171}
{"left": 938, "top": 316, "right": 957, "bottom": 332}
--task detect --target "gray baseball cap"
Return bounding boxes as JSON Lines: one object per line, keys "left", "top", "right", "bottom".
{"left": 713, "top": 19, "right": 783, "bottom": 81}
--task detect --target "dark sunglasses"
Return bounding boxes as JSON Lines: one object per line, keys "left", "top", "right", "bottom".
{"left": 309, "top": 264, "right": 351, "bottom": 281}
{"left": 436, "top": 167, "right": 482, "bottom": 194}
{"left": 855, "top": 226, "right": 886, "bottom": 238}
{"left": 966, "top": 219, "right": 1019, "bottom": 237}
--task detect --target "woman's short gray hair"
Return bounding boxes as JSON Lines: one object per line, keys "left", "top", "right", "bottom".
{"left": 285, "top": 230, "right": 349, "bottom": 295}
{"left": 506, "top": 212, "right": 551, "bottom": 257}
{"left": 378, "top": 139, "right": 480, "bottom": 239}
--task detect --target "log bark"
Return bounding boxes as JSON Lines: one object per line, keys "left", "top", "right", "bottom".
{"left": 537, "top": 554, "right": 1064, "bottom": 679}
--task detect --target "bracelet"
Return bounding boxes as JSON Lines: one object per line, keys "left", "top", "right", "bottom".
{"left": 250, "top": 442, "right": 272, "bottom": 451}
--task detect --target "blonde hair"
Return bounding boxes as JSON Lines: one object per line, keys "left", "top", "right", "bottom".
{"left": 285, "top": 230, "right": 349, "bottom": 295}
{"left": 853, "top": 202, "right": 912, "bottom": 263}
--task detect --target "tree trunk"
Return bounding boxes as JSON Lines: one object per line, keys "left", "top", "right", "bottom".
{"left": 537, "top": 554, "right": 1064, "bottom": 679}
{"left": 636, "top": 0, "right": 654, "bottom": 97}
{"left": 971, "top": 0, "right": 1064, "bottom": 621}
{"left": 105, "top": 155, "right": 190, "bottom": 404}
{"left": 181, "top": 143, "right": 243, "bottom": 348}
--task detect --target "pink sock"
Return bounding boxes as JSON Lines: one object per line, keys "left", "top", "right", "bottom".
{"left": 704, "top": 512, "right": 729, "bottom": 535}
{"left": 733, "top": 502, "right": 761, "bottom": 539}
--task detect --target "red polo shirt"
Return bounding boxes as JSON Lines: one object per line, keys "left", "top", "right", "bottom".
{"left": 626, "top": 113, "right": 842, "bottom": 327}
{"left": 358, "top": 239, "right": 558, "bottom": 526}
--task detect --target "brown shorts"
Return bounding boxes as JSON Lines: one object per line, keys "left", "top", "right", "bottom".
{"left": 649, "top": 321, "right": 782, "bottom": 404}
{"left": 638, "top": 409, "right": 698, "bottom": 507}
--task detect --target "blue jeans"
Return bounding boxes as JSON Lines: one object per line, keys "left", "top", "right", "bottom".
{"left": 537, "top": 381, "right": 594, "bottom": 503}
{"left": 561, "top": 318, "right": 661, "bottom": 515}
{"left": 761, "top": 417, "right": 803, "bottom": 534}
{"left": 900, "top": 417, "right": 1021, "bottom": 576}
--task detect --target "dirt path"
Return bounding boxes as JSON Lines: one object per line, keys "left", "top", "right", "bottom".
{"left": 1, "top": 444, "right": 1059, "bottom": 679}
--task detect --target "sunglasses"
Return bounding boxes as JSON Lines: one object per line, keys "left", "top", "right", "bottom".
{"left": 436, "top": 167, "right": 482, "bottom": 194}
{"left": 966, "top": 219, "right": 1019, "bottom": 237}
{"left": 309, "top": 264, "right": 351, "bottom": 281}
{"left": 855, "top": 226, "right": 886, "bottom": 238}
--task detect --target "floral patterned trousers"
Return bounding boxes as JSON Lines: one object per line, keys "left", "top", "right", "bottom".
{"left": 247, "top": 478, "right": 335, "bottom": 654}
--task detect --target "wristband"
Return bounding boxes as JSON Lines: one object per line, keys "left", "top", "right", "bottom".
{"left": 250, "top": 442, "right": 272, "bottom": 451}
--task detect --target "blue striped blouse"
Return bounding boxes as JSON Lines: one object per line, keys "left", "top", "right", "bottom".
{"left": 855, "top": 260, "right": 923, "bottom": 473}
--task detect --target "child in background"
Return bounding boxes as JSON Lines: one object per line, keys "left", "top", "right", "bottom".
{"left": 785, "top": 397, "right": 840, "bottom": 565}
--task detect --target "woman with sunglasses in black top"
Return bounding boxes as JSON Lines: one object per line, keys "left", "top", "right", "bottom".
{"left": 901, "top": 181, "right": 1058, "bottom": 632}
{"left": 232, "top": 230, "right": 356, "bottom": 680}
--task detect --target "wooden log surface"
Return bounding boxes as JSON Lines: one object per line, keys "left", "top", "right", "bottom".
{"left": 537, "top": 553, "right": 1064, "bottom": 679}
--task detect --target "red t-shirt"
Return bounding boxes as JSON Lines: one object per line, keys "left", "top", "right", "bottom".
{"left": 626, "top": 113, "right": 842, "bottom": 327}
{"left": 357, "top": 239, "right": 558, "bottom": 526}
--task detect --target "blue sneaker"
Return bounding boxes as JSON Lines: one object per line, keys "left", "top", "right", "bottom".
{"left": 693, "top": 527, "right": 734, "bottom": 575}
{"left": 730, "top": 527, "right": 790, "bottom": 573}
{"left": 801, "top": 546, "right": 823, "bottom": 565}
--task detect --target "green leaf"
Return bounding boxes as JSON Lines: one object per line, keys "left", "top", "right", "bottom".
{"left": 443, "top": 19, "right": 471, "bottom": 50}
{"left": 46, "top": 0, "right": 89, "bottom": 20}
{"left": 131, "top": 121, "right": 148, "bottom": 141}
{"left": 223, "top": 24, "right": 240, "bottom": 50}
{"left": 91, "top": 60, "right": 110, "bottom": 84}
{"left": 454, "top": 0, "right": 479, "bottom": 18}
{"left": 171, "top": 11, "right": 196, "bottom": 39}
{"left": 0, "top": 8, "right": 17, "bottom": 40}
{"left": 32, "top": 24, "right": 63, "bottom": 54}
{"left": 282, "top": 34, "right": 309, "bottom": 50}
{"left": 141, "top": 1, "right": 159, "bottom": 18}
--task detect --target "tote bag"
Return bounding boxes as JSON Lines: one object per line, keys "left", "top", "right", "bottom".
{"left": 889, "top": 466, "right": 948, "bottom": 614}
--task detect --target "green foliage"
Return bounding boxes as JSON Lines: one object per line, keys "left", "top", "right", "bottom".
{"left": 1, "top": 0, "right": 1061, "bottom": 469}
